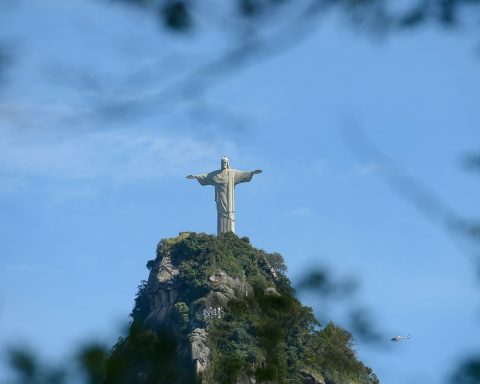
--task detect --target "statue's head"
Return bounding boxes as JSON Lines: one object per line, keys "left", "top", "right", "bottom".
{"left": 221, "top": 156, "right": 230, "bottom": 170}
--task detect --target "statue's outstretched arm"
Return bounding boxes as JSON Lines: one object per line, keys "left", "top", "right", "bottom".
{"left": 187, "top": 173, "right": 212, "bottom": 186}
{"left": 234, "top": 169, "right": 262, "bottom": 185}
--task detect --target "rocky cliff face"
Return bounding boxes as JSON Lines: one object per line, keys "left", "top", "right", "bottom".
{"left": 143, "top": 233, "right": 257, "bottom": 382}
{"left": 105, "top": 232, "right": 378, "bottom": 384}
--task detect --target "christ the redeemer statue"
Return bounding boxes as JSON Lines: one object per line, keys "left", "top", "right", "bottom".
{"left": 187, "top": 157, "right": 262, "bottom": 235}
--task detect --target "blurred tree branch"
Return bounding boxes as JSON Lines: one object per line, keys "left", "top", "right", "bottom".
{"left": 7, "top": 347, "right": 67, "bottom": 384}
{"left": 3, "top": 0, "right": 480, "bottom": 131}
{"left": 342, "top": 124, "right": 480, "bottom": 279}
{"left": 113, "top": 0, "right": 480, "bottom": 33}
{"left": 296, "top": 266, "right": 389, "bottom": 346}
{"left": 82, "top": 0, "right": 480, "bottom": 126}
{"left": 449, "top": 356, "right": 480, "bottom": 384}
{"left": 463, "top": 152, "right": 480, "bottom": 173}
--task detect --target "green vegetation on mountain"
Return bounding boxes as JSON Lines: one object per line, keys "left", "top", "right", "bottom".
{"left": 105, "top": 232, "right": 378, "bottom": 384}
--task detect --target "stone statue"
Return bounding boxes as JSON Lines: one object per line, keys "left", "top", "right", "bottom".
{"left": 187, "top": 157, "right": 262, "bottom": 235}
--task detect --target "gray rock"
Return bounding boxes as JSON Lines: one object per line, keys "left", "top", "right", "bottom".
{"left": 205, "top": 270, "right": 245, "bottom": 307}
{"left": 145, "top": 255, "right": 254, "bottom": 382}
{"left": 264, "top": 287, "right": 280, "bottom": 296}
{"left": 156, "top": 252, "right": 179, "bottom": 283}
{"left": 144, "top": 251, "right": 181, "bottom": 328}
{"left": 189, "top": 328, "right": 210, "bottom": 376}
{"left": 299, "top": 369, "right": 325, "bottom": 384}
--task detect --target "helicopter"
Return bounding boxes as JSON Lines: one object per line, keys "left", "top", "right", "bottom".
{"left": 391, "top": 335, "right": 410, "bottom": 342}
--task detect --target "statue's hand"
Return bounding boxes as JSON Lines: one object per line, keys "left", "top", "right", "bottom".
{"left": 186, "top": 175, "right": 196, "bottom": 179}
{"left": 253, "top": 169, "right": 262, "bottom": 174}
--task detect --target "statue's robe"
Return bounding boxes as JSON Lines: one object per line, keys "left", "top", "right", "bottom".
{"left": 195, "top": 169, "right": 255, "bottom": 235}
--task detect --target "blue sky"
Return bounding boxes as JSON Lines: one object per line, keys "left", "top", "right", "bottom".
{"left": 1, "top": 1, "right": 480, "bottom": 383}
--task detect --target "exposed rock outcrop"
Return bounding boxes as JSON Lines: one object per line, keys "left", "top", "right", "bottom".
{"left": 189, "top": 328, "right": 210, "bottom": 376}
{"left": 299, "top": 369, "right": 326, "bottom": 384}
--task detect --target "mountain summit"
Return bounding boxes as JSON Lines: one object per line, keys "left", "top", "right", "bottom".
{"left": 105, "top": 232, "right": 378, "bottom": 384}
